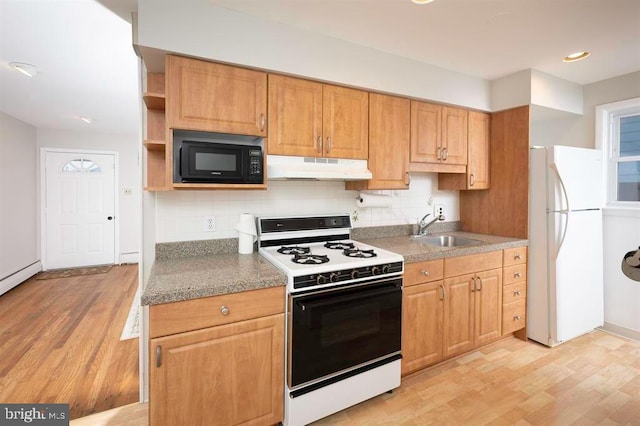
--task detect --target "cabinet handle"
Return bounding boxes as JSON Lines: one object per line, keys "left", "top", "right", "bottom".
{"left": 220, "top": 305, "right": 230, "bottom": 315}
{"left": 514, "top": 315, "right": 522, "bottom": 321}
{"left": 436, "top": 147, "right": 442, "bottom": 160}
{"left": 514, "top": 290, "right": 521, "bottom": 296}
{"left": 442, "top": 147, "right": 449, "bottom": 161}
{"left": 469, "top": 173, "right": 475, "bottom": 187}
{"left": 315, "top": 136, "right": 322, "bottom": 153}
{"left": 405, "top": 172, "right": 411, "bottom": 186}
{"left": 439, "top": 284, "right": 446, "bottom": 301}
{"left": 260, "top": 113, "right": 265, "bottom": 131}
{"left": 156, "top": 346, "right": 162, "bottom": 368}
{"left": 420, "top": 270, "right": 430, "bottom": 276}
{"left": 326, "top": 137, "right": 332, "bottom": 154}
{"left": 514, "top": 272, "right": 522, "bottom": 278}
{"left": 477, "top": 276, "right": 482, "bottom": 291}
{"left": 471, "top": 277, "right": 476, "bottom": 292}
{"left": 514, "top": 254, "right": 522, "bottom": 260}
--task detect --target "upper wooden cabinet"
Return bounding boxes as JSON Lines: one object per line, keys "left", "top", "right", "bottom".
{"left": 439, "top": 111, "right": 491, "bottom": 190}
{"left": 268, "top": 75, "right": 368, "bottom": 159}
{"left": 409, "top": 101, "right": 468, "bottom": 173}
{"left": 166, "top": 55, "right": 267, "bottom": 137}
{"left": 347, "top": 93, "right": 410, "bottom": 190}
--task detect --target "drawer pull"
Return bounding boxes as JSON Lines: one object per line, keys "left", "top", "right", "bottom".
{"left": 421, "top": 270, "right": 430, "bottom": 277}
{"left": 514, "top": 290, "right": 521, "bottom": 296}
{"left": 220, "top": 306, "right": 230, "bottom": 316}
{"left": 514, "top": 315, "right": 522, "bottom": 321}
{"left": 514, "top": 254, "right": 522, "bottom": 260}
{"left": 514, "top": 272, "right": 522, "bottom": 278}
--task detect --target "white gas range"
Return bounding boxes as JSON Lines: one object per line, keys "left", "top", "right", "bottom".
{"left": 257, "top": 214, "right": 404, "bottom": 426}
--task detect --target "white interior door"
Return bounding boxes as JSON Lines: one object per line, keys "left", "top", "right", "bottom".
{"left": 44, "top": 151, "right": 116, "bottom": 269}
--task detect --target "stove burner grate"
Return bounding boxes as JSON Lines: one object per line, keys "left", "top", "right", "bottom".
{"left": 343, "top": 248, "right": 378, "bottom": 258}
{"left": 278, "top": 245, "right": 311, "bottom": 255}
{"left": 292, "top": 254, "right": 330, "bottom": 265}
{"left": 324, "top": 241, "right": 355, "bottom": 250}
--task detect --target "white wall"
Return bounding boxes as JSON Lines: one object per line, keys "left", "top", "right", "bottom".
{"left": 155, "top": 174, "right": 458, "bottom": 243}
{"left": 0, "top": 112, "right": 40, "bottom": 294}
{"left": 37, "top": 128, "right": 140, "bottom": 261}
{"left": 602, "top": 209, "right": 640, "bottom": 336}
{"left": 136, "top": 0, "right": 491, "bottom": 111}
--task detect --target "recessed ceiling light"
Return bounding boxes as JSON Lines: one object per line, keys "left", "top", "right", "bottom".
{"left": 563, "top": 51, "right": 590, "bottom": 62}
{"left": 78, "top": 117, "right": 93, "bottom": 124}
{"left": 9, "top": 62, "right": 39, "bottom": 78}
{"left": 412, "top": 0, "right": 435, "bottom": 4}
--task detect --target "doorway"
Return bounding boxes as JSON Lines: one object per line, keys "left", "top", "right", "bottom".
{"left": 42, "top": 149, "right": 118, "bottom": 270}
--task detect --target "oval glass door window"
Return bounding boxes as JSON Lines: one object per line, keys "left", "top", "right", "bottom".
{"left": 61, "top": 158, "right": 102, "bottom": 173}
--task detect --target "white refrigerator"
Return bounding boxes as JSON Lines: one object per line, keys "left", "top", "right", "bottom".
{"left": 528, "top": 146, "right": 604, "bottom": 347}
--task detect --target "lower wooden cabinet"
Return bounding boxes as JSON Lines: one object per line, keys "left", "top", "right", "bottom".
{"left": 402, "top": 281, "right": 444, "bottom": 375}
{"left": 403, "top": 250, "right": 507, "bottom": 375}
{"left": 149, "top": 287, "right": 284, "bottom": 426}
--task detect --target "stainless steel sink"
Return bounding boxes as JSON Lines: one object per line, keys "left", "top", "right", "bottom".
{"left": 411, "top": 234, "right": 482, "bottom": 248}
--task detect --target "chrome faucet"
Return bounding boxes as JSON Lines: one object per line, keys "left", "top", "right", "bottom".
{"left": 418, "top": 213, "right": 446, "bottom": 235}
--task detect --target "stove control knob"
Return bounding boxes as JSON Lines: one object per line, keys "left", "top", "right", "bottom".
{"left": 316, "top": 274, "right": 327, "bottom": 285}
{"left": 330, "top": 272, "right": 340, "bottom": 283}
{"left": 351, "top": 270, "right": 360, "bottom": 280}
{"left": 372, "top": 266, "right": 381, "bottom": 275}
{"left": 382, "top": 265, "right": 390, "bottom": 274}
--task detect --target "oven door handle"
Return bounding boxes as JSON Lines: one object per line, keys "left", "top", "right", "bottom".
{"left": 295, "top": 284, "right": 400, "bottom": 312}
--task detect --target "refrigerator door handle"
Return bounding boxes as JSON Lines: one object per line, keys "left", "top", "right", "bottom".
{"left": 550, "top": 162, "right": 570, "bottom": 212}
{"left": 556, "top": 211, "right": 570, "bottom": 259}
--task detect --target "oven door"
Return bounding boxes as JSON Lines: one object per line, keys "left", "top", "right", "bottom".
{"left": 289, "top": 278, "right": 402, "bottom": 389}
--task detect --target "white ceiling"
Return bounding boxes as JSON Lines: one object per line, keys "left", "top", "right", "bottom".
{"left": 213, "top": 0, "right": 640, "bottom": 85}
{"left": 0, "top": 0, "right": 139, "bottom": 135}
{"left": 1, "top": 0, "right": 639, "bottom": 136}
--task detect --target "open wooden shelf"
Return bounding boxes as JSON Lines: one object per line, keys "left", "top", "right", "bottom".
{"left": 143, "top": 93, "right": 166, "bottom": 111}
{"left": 143, "top": 139, "right": 166, "bottom": 151}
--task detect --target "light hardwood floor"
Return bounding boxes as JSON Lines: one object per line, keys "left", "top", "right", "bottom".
{"left": 0, "top": 264, "right": 139, "bottom": 419}
{"left": 71, "top": 329, "right": 640, "bottom": 425}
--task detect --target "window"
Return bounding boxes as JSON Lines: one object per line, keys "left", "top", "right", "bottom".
{"left": 616, "top": 114, "right": 640, "bottom": 201}
{"left": 61, "top": 158, "right": 101, "bottom": 173}
{"left": 599, "top": 98, "right": 640, "bottom": 205}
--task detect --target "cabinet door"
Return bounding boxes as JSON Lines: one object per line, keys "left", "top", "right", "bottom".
{"left": 441, "top": 107, "right": 468, "bottom": 165}
{"left": 468, "top": 111, "right": 490, "bottom": 189}
{"left": 402, "top": 281, "right": 444, "bottom": 375}
{"left": 443, "top": 274, "right": 475, "bottom": 357}
{"left": 268, "top": 75, "right": 323, "bottom": 157}
{"left": 150, "top": 314, "right": 284, "bottom": 426}
{"left": 474, "top": 268, "right": 503, "bottom": 346}
{"left": 410, "top": 101, "right": 441, "bottom": 163}
{"left": 166, "top": 55, "right": 267, "bottom": 136}
{"left": 323, "top": 84, "right": 368, "bottom": 159}
{"left": 360, "top": 93, "right": 410, "bottom": 189}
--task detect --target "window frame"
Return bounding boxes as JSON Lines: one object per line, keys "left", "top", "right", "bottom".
{"left": 596, "top": 97, "right": 640, "bottom": 207}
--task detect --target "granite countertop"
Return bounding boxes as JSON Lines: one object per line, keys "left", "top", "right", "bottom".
{"left": 360, "top": 231, "right": 528, "bottom": 263}
{"left": 142, "top": 252, "right": 287, "bottom": 306}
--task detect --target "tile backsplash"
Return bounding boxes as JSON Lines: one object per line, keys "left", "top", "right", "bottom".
{"left": 155, "top": 174, "right": 459, "bottom": 243}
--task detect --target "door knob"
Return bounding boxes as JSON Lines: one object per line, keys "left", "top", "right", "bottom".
{"left": 107, "top": 216, "right": 113, "bottom": 220}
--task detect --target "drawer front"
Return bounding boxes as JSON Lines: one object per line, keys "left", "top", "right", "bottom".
{"left": 444, "top": 250, "right": 502, "bottom": 277}
{"left": 503, "top": 264, "right": 527, "bottom": 285}
{"left": 503, "top": 282, "right": 527, "bottom": 304}
{"left": 502, "top": 299, "right": 526, "bottom": 335}
{"left": 150, "top": 286, "right": 285, "bottom": 338}
{"left": 503, "top": 247, "right": 527, "bottom": 267}
{"left": 405, "top": 259, "right": 444, "bottom": 286}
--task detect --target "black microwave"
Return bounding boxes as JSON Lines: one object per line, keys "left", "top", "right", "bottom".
{"left": 173, "top": 132, "right": 263, "bottom": 184}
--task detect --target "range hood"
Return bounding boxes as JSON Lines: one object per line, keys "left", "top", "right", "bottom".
{"left": 267, "top": 155, "right": 372, "bottom": 181}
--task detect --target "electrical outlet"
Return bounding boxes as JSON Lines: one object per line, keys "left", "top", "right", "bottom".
{"left": 434, "top": 204, "right": 445, "bottom": 218}
{"left": 204, "top": 216, "right": 216, "bottom": 232}
{"left": 123, "top": 188, "right": 133, "bottom": 196}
